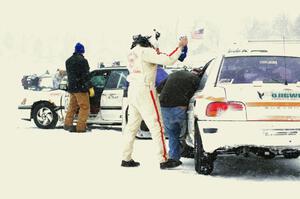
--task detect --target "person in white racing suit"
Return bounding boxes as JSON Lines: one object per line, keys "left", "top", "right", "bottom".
{"left": 121, "top": 34, "right": 188, "bottom": 169}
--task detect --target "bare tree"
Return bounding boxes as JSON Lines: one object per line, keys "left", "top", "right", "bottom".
{"left": 271, "top": 14, "right": 292, "bottom": 38}
{"left": 292, "top": 14, "right": 300, "bottom": 38}
{"left": 244, "top": 18, "right": 271, "bottom": 40}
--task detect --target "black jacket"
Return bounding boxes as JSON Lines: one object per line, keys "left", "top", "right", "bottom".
{"left": 65, "top": 53, "right": 91, "bottom": 93}
{"left": 159, "top": 70, "right": 200, "bottom": 107}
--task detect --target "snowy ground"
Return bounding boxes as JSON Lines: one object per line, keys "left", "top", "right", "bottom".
{"left": 1, "top": 85, "right": 299, "bottom": 198}
{"left": 0, "top": 78, "right": 299, "bottom": 198}
{"left": 1, "top": 116, "right": 300, "bottom": 199}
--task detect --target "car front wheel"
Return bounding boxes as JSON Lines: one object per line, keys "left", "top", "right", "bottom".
{"left": 32, "top": 103, "right": 58, "bottom": 129}
{"left": 194, "top": 119, "right": 214, "bottom": 175}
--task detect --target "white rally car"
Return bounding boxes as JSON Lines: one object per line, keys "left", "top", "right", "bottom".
{"left": 185, "top": 43, "right": 300, "bottom": 175}
{"left": 18, "top": 67, "right": 129, "bottom": 129}
{"left": 18, "top": 66, "right": 179, "bottom": 131}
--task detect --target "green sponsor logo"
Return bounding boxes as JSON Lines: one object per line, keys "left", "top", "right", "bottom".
{"left": 272, "top": 93, "right": 300, "bottom": 99}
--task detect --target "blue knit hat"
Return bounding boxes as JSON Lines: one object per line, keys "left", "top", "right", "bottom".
{"left": 75, "top": 42, "right": 85, "bottom": 54}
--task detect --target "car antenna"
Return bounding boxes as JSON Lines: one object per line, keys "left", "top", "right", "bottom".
{"left": 283, "top": 35, "right": 288, "bottom": 85}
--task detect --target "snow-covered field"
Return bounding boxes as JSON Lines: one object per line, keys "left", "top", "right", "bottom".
{"left": 2, "top": 0, "right": 300, "bottom": 197}
{"left": 1, "top": 115, "right": 300, "bottom": 199}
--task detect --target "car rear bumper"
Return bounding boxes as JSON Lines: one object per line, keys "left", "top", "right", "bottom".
{"left": 196, "top": 120, "right": 300, "bottom": 153}
{"left": 18, "top": 105, "right": 32, "bottom": 121}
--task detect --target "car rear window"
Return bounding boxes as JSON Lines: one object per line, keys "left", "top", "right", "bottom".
{"left": 218, "top": 56, "right": 300, "bottom": 84}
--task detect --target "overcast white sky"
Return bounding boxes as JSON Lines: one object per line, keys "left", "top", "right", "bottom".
{"left": 1, "top": 0, "right": 300, "bottom": 75}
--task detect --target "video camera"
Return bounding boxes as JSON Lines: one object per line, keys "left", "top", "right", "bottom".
{"left": 131, "top": 29, "right": 161, "bottom": 49}
{"left": 153, "top": 29, "right": 161, "bottom": 40}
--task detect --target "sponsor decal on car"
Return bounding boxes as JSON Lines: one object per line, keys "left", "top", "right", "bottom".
{"left": 247, "top": 102, "right": 300, "bottom": 107}
{"left": 103, "top": 93, "right": 119, "bottom": 99}
{"left": 257, "top": 91, "right": 300, "bottom": 100}
{"left": 272, "top": 92, "right": 300, "bottom": 99}
{"left": 195, "top": 95, "right": 225, "bottom": 102}
{"left": 262, "top": 128, "right": 300, "bottom": 136}
{"left": 257, "top": 91, "right": 264, "bottom": 99}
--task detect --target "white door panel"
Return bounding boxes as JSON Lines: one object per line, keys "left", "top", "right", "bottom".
{"left": 100, "top": 89, "right": 124, "bottom": 121}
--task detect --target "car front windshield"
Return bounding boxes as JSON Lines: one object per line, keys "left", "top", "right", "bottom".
{"left": 218, "top": 56, "right": 300, "bottom": 84}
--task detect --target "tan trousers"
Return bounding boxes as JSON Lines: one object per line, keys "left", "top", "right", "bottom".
{"left": 64, "top": 92, "right": 90, "bottom": 132}
{"left": 122, "top": 85, "right": 168, "bottom": 163}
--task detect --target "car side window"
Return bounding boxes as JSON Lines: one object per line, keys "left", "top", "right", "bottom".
{"left": 105, "top": 70, "right": 129, "bottom": 89}
{"left": 90, "top": 71, "right": 109, "bottom": 88}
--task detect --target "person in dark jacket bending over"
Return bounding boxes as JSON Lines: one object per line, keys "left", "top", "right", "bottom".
{"left": 159, "top": 68, "right": 202, "bottom": 165}
{"left": 64, "top": 42, "right": 93, "bottom": 132}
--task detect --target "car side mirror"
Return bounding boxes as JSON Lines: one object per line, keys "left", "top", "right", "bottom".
{"left": 59, "top": 83, "right": 68, "bottom": 90}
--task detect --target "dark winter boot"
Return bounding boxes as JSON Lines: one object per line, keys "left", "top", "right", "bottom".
{"left": 160, "top": 159, "right": 182, "bottom": 169}
{"left": 121, "top": 159, "right": 140, "bottom": 167}
{"left": 63, "top": 125, "right": 73, "bottom": 131}
{"left": 69, "top": 126, "right": 86, "bottom": 133}
{"left": 68, "top": 125, "right": 92, "bottom": 133}
{"left": 86, "top": 126, "right": 92, "bottom": 132}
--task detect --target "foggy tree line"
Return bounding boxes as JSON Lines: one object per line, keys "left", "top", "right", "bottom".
{"left": 245, "top": 14, "right": 300, "bottom": 40}
{"left": 2, "top": 13, "right": 300, "bottom": 70}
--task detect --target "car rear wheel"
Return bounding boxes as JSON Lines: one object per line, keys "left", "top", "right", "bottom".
{"left": 32, "top": 103, "right": 58, "bottom": 129}
{"left": 194, "top": 119, "right": 214, "bottom": 175}
{"left": 180, "top": 139, "right": 194, "bottom": 158}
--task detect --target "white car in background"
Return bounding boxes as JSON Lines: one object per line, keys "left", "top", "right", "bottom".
{"left": 19, "top": 65, "right": 184, "bottom": 135}
{"left": 186, "top": 42, "right": 300, "bottom": 175}
{"left": 18, "top": 67, "right": 129, "bottom": 129}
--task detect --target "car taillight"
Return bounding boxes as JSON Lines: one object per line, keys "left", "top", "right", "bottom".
{"left": 206, "top": 101, "right": 244, "bottom": 117}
